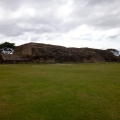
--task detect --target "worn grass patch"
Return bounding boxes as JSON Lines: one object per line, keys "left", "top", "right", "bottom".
{"left": 0, "top": 63, "right": 120, "bottom": 120}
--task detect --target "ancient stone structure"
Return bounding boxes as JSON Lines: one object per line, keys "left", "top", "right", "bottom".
{"left": 0, "top": 54, "right": 24, "bottom": 63}
{"left": 13, "top": 42, "right": 119, "bottom": 63}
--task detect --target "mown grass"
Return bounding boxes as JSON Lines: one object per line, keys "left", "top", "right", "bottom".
{"left": 0, "top": 63, "right": 120, "bottom": 120}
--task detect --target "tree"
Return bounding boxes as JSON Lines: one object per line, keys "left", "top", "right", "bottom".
{"left": 0, "top": 42, "right": 15, "bottom": 54}
{"left": 0, "top": 42, "right": 15, "bottom": 49}
{"left": 107, "top": 49, "right": 119, "bottom": 56}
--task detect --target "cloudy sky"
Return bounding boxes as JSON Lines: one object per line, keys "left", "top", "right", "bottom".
{"left": 0, "top": 0, "right": 120, "bottom": 50}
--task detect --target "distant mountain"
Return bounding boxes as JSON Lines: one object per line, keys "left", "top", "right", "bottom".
{"left": 14, "top": 42, "right": 120, "bottom": 63}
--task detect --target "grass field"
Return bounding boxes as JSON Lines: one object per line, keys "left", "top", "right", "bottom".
{"left": 0, "top": 63, "right": 120, "bottom": 120}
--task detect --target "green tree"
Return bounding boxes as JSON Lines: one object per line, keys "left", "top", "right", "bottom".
{"left": 0, "top": 42, "right": 15, "bottom": 49}
{"left": 0, "top": 42, "right": 15, "bottom": 54}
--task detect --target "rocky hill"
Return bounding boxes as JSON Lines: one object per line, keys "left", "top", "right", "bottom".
{"left": 14, "top": 42, "right": 119, "bottom": 63}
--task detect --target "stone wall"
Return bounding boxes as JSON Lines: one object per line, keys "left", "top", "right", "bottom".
{"left": 14, "top": 42, "right": 119, "bottom": 63}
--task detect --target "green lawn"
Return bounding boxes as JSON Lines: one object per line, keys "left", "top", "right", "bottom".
{"left": 0, "top": 63, "right": 120, "bottom": 120}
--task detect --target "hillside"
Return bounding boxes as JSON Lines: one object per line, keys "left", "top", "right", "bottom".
{"left": 14, "top": 42, "right": 119, "bottom": 63}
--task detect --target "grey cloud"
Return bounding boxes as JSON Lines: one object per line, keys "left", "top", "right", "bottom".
{"left": 71, "top": 0, "right": 120, "bottom": 29}
{"left": 0, "top": 0, "right": 120, "bottom": 49}
{"left": 0, "top": 17, "right": 60, "bottom": 37}
{"left": 45, "top": 34, "right": 62, "bottom": 41}
{"left": 0, "top": 22, "right": 23, "bottom": 36}
{"left": 0, "top": 0, "right": 69, "bottom": 37}
{"left": 107, "top": 34, "right": 120, "bottom": 39}
{"left": 86, "top": 0, "right": 115, "bottom": 6}
{"left": 0, "top": 0, "right": 24, "bottom": 10}
{"left": 30, "top": 37, "right": 39, "bottom": 42}
{"left": 0, "top": 0, "right": 65, "bottom": 11}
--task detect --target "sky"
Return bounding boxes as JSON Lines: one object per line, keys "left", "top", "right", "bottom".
{"left": 0, "top": 0, "right": 120, "bottom": 50}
